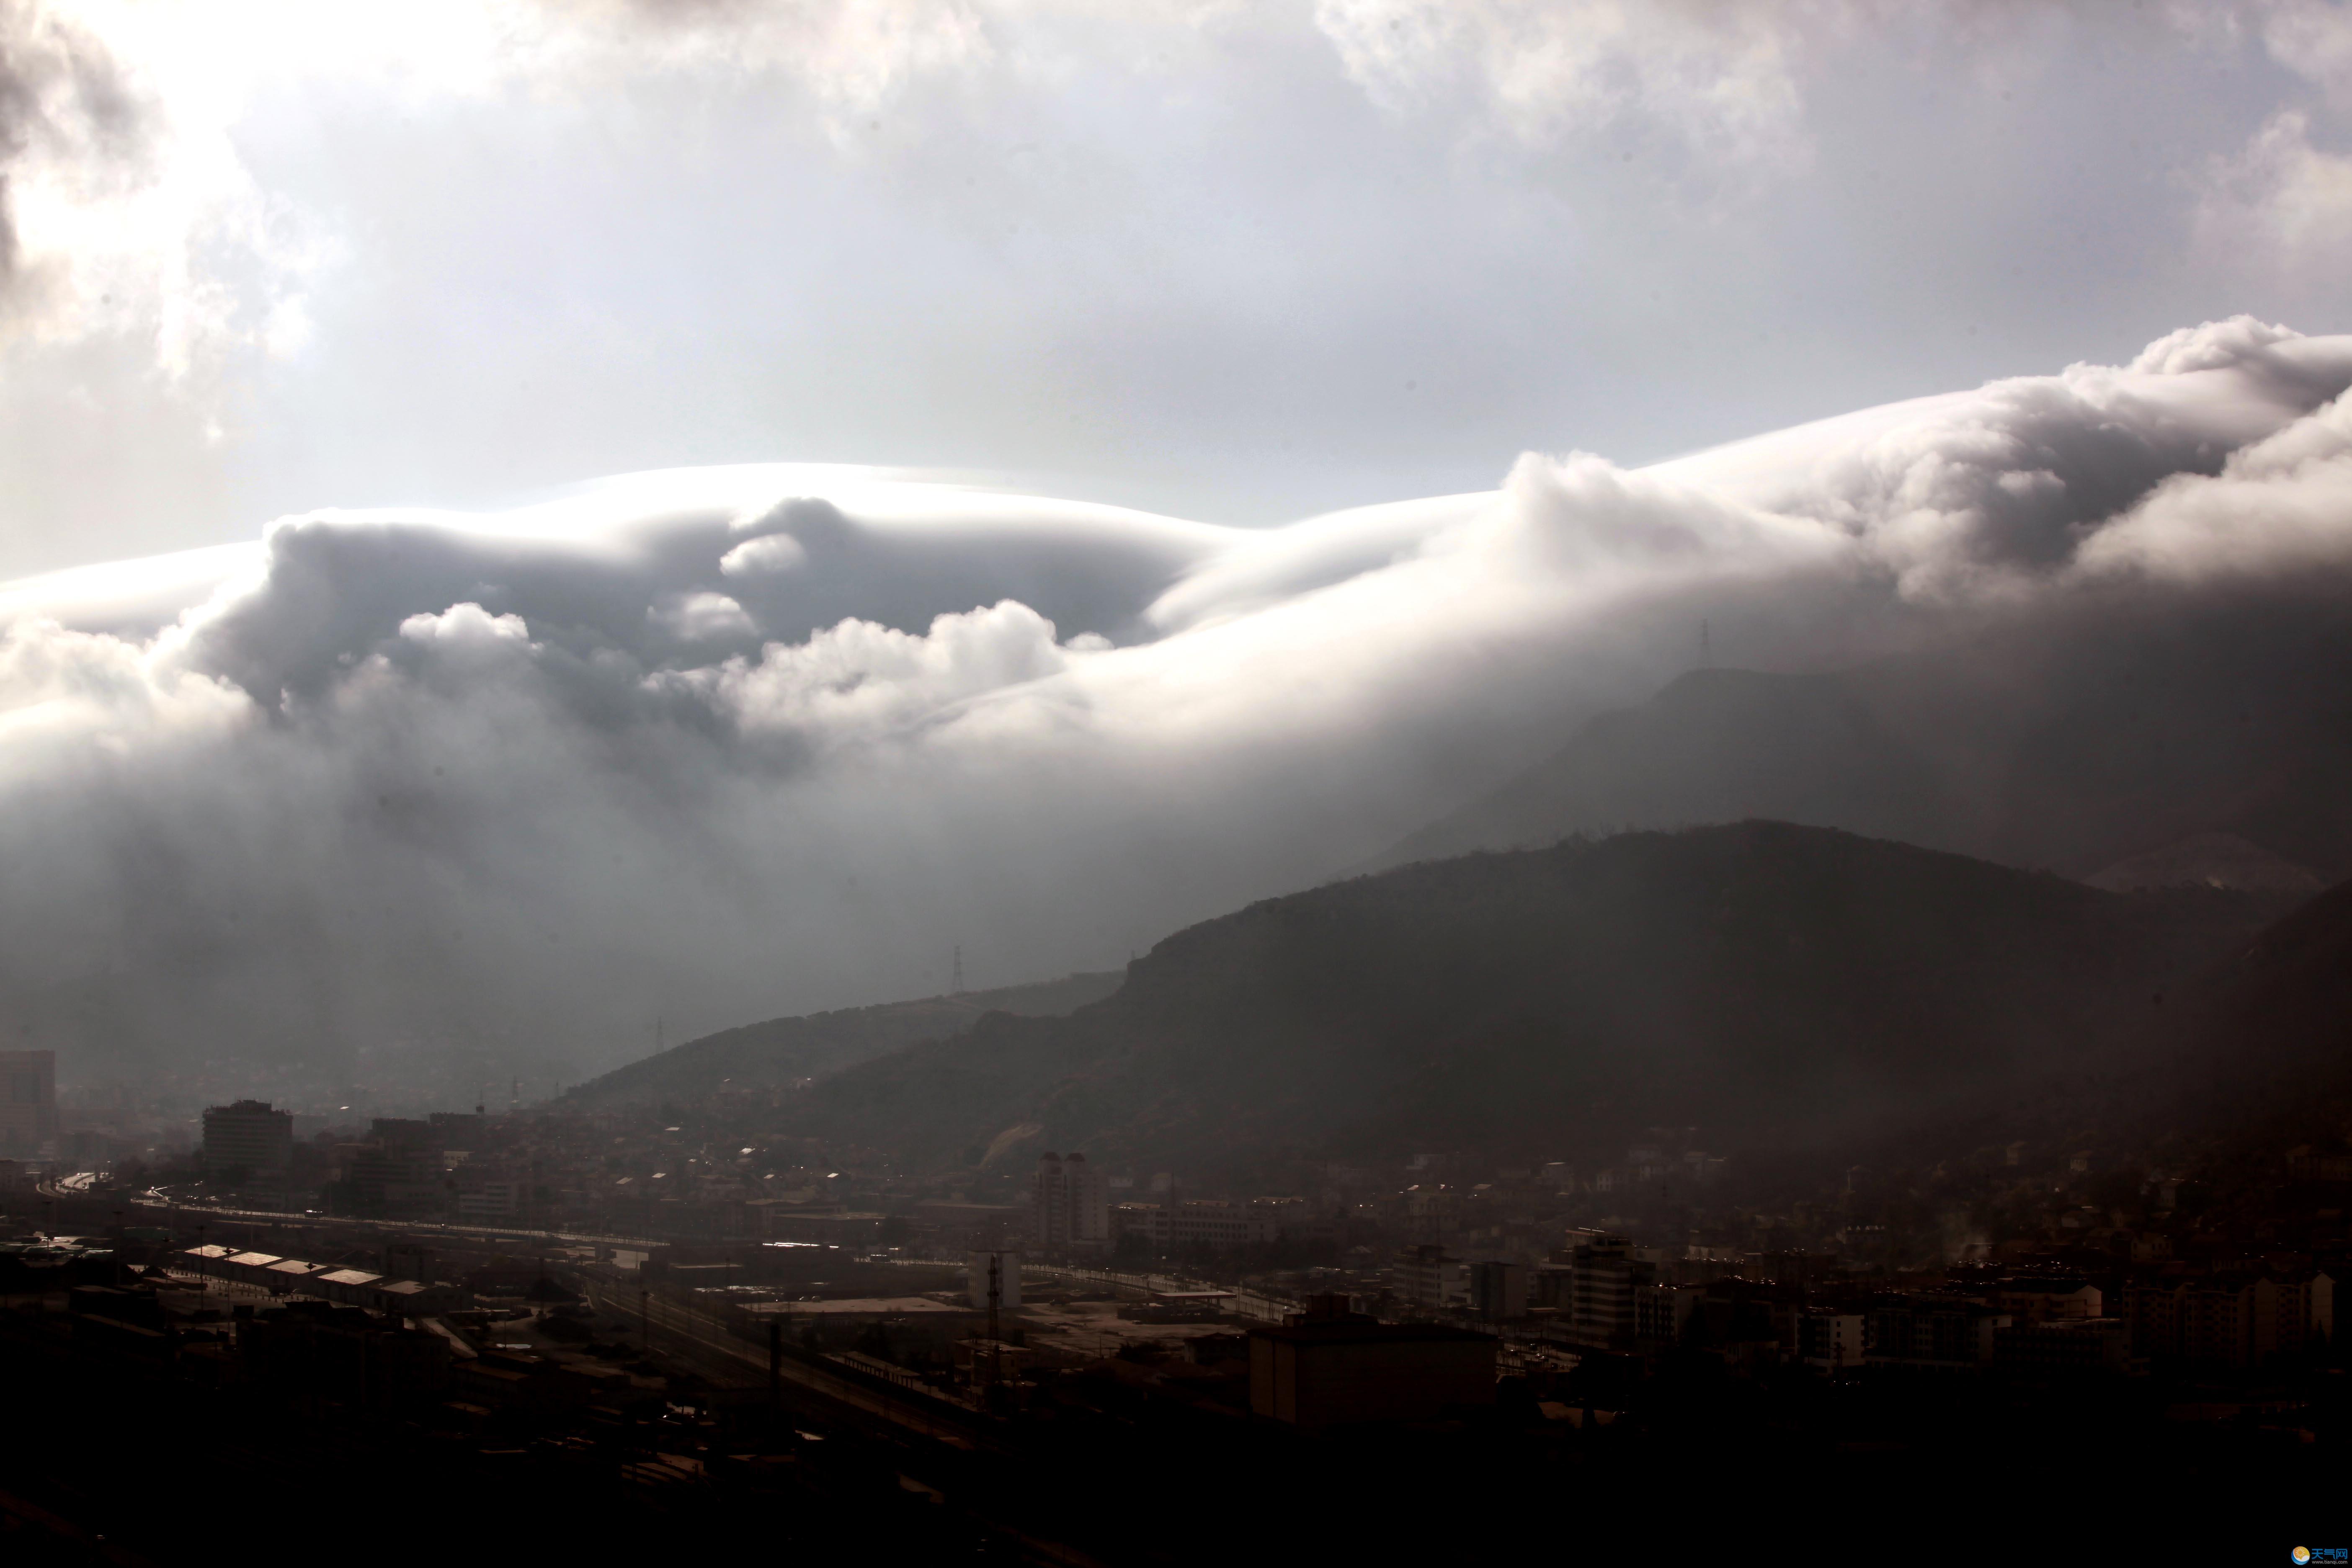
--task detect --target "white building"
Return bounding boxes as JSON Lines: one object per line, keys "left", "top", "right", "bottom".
{"left": 1798, "top": 1310, "right": 1867, "bottom": 1370}
{"left": 967, "top": 1249, "right": 1024, "bottom": 1309}
{"left": 1031, "top": 1151, "right": 1109, "bottom": 1249}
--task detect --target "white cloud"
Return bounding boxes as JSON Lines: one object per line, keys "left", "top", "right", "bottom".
{"left": 719, "top": 534, "right": 809, "bottom": 577}
{"left": 400, "top": 601, "right": 531, "bottom": 648}
{"left": 650, "top": 590, "right": 756, "bottom": 640}
{"left": 672, "top": 599, "right": 1070, "bottom": 745}
{"left": 2260, "top": 0, "right": 2352, "bottom": 111}
{"left": 1312, "top": 0, "right": 1817, "bottom": 171}
{"left": 2189, "top": 110, "right": 2352, "bottom": 285}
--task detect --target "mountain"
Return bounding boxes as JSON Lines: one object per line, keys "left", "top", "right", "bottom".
{"left": 1364, "top": 600, "right": 2352, "bottom": 882}
{"left": 560, "top": 971, "right": 1124, "bottom": 1110}
{"left": 2084, "top": 833, "right": 2326, "bottom": 894}
{"left": 1373, "top": 668, "right": 1954, "bottom": 871}
{"left": 2146, "top": 874, "right": 2352, "bottom": 1151}
{"left": 778, "top": 822, "right": 2287, "bottom": 1178}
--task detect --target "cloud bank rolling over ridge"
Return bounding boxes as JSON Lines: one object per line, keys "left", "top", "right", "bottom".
{"left": 4, "top": 318, "right": 2352, "bottom": 1092}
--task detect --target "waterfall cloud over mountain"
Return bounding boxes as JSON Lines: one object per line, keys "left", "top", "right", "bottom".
{"left": 6, "top": 318, "right": 2352, "bottom": 1083}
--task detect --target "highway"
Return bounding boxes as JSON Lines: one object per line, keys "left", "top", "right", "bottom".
{"left": 109, "top": 1189, "right": 667, "bottom": 1253}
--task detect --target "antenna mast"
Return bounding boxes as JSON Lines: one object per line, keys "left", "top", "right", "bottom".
{"left": 952, "top": 945, "right": 965, "bottom": 996}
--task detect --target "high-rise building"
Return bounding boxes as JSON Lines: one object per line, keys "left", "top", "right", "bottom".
{"left": 1031, "top": 1151, "right": 1109, "bottom": 1249}
{"left": 1566, "top": 1233, "right": 1648, "bottom": 1348}
{"left": 201, "top": 1099, "right": 295, "bottom": 1174}
{"left": 1470, "top": 1260, "right": 1527, "bottom": 1320}
{"left": 0, "top": 1050, "right": 57, "bottom": 1155}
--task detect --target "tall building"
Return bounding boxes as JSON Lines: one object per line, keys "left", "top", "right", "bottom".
{"left": 1470, "top": 1260, "right": 1527, "bottom": 1321}
{"left": 201, "top": 1099, "right": 295, "bottom": 1174}
{"left": 1566, "top": 1233, "right": 1648, "bottom": 1348}
{"left": 1031, "top": 1151, "right": 1109, "bottom": 1249}
{"left": 0, "top": 1050, "right": 57, "bottom": 1154}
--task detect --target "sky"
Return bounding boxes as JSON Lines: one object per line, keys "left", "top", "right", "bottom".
{"left": 5, "top": 2, "right": 2352, "bottom": 1106}
{"left": 3, "top": 1, "right": 2352, "bottom": 574}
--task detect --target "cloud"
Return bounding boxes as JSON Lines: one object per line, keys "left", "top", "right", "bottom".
{"left": 1312, "top": 0, "right": 1817, "bottom": 172}
{"left": 650, "top": 590, "right": 756, "bottom": 640}
{"left": 719, "top": 534, "right": 808, "bottom": 577}
{"left": 5, "top": 319, "right": 2352, "bottom": 1099}
{"left": 2260, "top": 0, "right": 2352, "bottom": 111}
{"left": 2189, "top": 111, "right": 2352, "bottom": 286}
{"left": 0, "top": 1, "right": 147, "bottom": 322}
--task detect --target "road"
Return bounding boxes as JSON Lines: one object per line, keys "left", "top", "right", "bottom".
{"left": 114, "top": 1190, "right": 666, "bottom": 1253}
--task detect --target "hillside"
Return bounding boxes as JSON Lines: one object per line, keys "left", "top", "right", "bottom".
{"left": 2148, "top": 875, "right": 2352, "bottom": 1149}
{"left": 2085, "top": 832, "right": 2326, "bottom": 894}
{"left": 1374, "top": 668, "right": 1953, "bottom": 871}
{"left": 1366, "top": 600, "right": 2352, "bottom": 881}
{"left": 780, "top": 823, "right": 2287, "bottom": 1177}
{"left": 560, "top": 970, "right": 1123, "bottom": 1109}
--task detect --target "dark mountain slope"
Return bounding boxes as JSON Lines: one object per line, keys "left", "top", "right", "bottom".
{"left": 561, "top": 970, "right": 1122, "bottom": 1110}
{"left": 787, "top": 823, "right": 2281, "bottom": 1176}
{"left": 1367, "top": 598, "right": 2352, "bottom": 880}
{"left": 1376, "top": 668, "right": 1954, "bottom": 870}
{"left": 2150, "top": 876, "right": 2352, "bottom": 1148}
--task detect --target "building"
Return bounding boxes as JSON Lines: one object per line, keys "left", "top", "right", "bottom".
{"left": 1866, "top": 1296, "right": 2010, "bottom": 1371}
{"left": 455, "top": 1180, "right": 522, "bottom": 1220}
{"left": 1797, "top": 1310, "right": 1867, "bottom": 1371}
{"left": 1988, "top": 1277, "right": 2102, "bottom": 1322}
{"left": 1393, "top": 1245, "right": 1467, "bottom": 1313}
{"left": 2254, "top": 1271, "right": 2335, "bottom": 1362}
{"left": 1244, "top": 1196, "right": 1336, "bottom": 1247}
{"left": 909, "top": 1199, "right": 1027, "bottom": 1248}
{"left": 328, "top": 1119, "right": 445, "bottom": 1216}
{"left": 1565, "top": 1234, "right": 1650, "bottom": 1349}
{"left": 1109, "top": 1199, "right": 1282, "bottom": 1251}
{"left": 1249, "top": 1297, "right": 1496, "bottom": 1430}
{"left": 2187, "top": 1279, "right": 2256, "bottom": 1369}
{"left": 0, "top": 1050, "right": 57, "bottom": 1155}
{"left": 1993, "top": 1317, "right": 2130, "bottom": 1377}
{"left": 201, "top": 1099, "right": 294, "bottom": 1174}
{"left": 967, "top": 1250, "right": 1023, "bottom": 1309}
{"left": 1635, "top": 1280, "right": 1706, "bottom": 1348}
{"left": 1470, "top": 1261, "right": 1527, "bottom": 1321}
{"left": 2127, "top": 1269, "right": 2337, "bottom": 1369}
{"left": 1032, "top": 1152, "right": 1110, "bottom": 1250}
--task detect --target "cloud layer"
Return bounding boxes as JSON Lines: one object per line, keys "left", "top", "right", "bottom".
{"left": 12, "top": 0, "right": 2352, "bottom": 583}
{"left": 5, "top": 317, "right": 2352, "bottom": 1101}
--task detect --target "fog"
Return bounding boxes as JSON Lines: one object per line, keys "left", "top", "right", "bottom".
{"left": 4, "top": 317, "right": 2351, "bottom": 1093}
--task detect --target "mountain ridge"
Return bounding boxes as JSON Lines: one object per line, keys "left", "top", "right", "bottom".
{"left": 1363, "top": 598, "right": 2352, "bottom": 882}
{"left": 560, "top": 970, "right": 1124, "bottom": 1110}
{"left": 775, "top": 821, "right": 2294, "bottom": 1179}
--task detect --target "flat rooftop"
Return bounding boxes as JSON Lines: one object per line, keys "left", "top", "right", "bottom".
{"left": 740, "top": 1296, "right": 975, "bottom": 1317}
